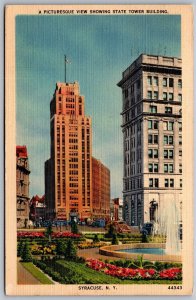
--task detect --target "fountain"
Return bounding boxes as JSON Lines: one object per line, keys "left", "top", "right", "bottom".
{"left": 153, "top": 195, "right": 181, "bottom": 255}
{"left": 99, "top": 195, "right": 182, "bottom": 262}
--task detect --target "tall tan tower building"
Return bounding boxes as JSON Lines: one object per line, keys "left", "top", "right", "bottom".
{"left": 45, "top": 82, "right": 92, "bottom": 221}
{"left": 117, "top": 54, "right": 182, "bottom": 227}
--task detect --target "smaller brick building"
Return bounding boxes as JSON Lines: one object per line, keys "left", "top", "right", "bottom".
{"left": 29, "top": 195, "right": 46, "bottom": 222}
{"left": 92, "top": 157, "right": 110, "bottom": 221}
{"left": 16, "top": 146, "right": 30, "bottom": 228}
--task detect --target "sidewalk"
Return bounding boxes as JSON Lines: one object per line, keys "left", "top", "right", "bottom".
{"left": 17, "top": 261, "right": 42, "bottom": 285}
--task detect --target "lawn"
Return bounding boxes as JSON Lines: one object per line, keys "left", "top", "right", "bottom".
{"left": 41, "top": 259, "right": 182, "bottom": 284}
{"left": 22, "top": 262, "right": 54, "bottom": 284}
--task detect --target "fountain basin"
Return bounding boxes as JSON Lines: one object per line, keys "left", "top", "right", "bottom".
{"left": 99, "top": 243, "right": 181, "bottom": 262}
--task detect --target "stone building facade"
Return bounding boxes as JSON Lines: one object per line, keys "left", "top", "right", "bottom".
{"left": 16, "top": 146, "right": 30, "bottom": 228}
{"left": 117, "top": 54, "right": 182, "bottom": 227}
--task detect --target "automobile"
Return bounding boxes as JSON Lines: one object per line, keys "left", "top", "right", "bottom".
{"left": 140, "top": 222, "right": 153, "bottom": 235}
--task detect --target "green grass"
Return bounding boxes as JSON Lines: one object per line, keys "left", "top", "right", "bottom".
{"left": 21, "top": 262, "right": 54, "bottom": 284}
{"left": 51, "top": 260, "right": 182, "bottom": 285}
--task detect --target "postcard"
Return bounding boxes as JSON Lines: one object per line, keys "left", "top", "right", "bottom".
{"left": 5, "top": 4, "right": 193, "bottom": 296}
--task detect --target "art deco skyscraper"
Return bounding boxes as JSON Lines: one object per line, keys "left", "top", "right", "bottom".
{"left": 117, "top": 54, "right": 182, "bottom": 227}
{"left": 45, "top": 82, "right": 92, "bottom": 221}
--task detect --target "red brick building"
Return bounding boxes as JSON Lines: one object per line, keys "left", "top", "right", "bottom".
{"left": 92, "top": 157, "right": 110, "bottom": 221}
{"left": 29, "top": 195, "right": 46, "bottom": 222}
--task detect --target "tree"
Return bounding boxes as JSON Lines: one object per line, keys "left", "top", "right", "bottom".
{"left": 56, "top": 240, "right": 65, "bottom": 256}
{"left": 71, "top": 221, "right": 79, "bottom": 234}
{"left": 93, "top": 234, "right": 100, "bottom": 243}
{"left": 141, "top": 232, "right": 149, "bottom": 243}
{"left": 46, "top": 222, "right": 53, "bottom": 242}
{"left": 17, "top": 241, "right": 24, "bottom": 257}
{"left": 64, "top": 239, "right": 77, "bottom": 260}
{"left": 112, "top": 233, "right": 119, "bottom": 245}
{"left": 21, "top": 242, "right": 32, "bottom": 262}
{"left": 106, "top": 223, "right": 116, "bottom": 238}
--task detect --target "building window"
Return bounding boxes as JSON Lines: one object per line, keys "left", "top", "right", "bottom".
{"left": 179, "top": 163, "right": 182, "bottom": 173}
{"left": 147, "top": 76, "right": 152, "bottom": 85}
{"left": 149, "top": 178, "right": 159, "bottom": 188}
{"left": 165, "top": 178, "right": 174, "bottom": 187}
{"left": 163, "top": 78, "right": 167, "bottom": 87}
{"left": 164, "top": 135, "right": 173, "bottom": 145}
{"left": 149, "top": 105, "right": 157, "bottom": 113}
{"left": 165, "top": 178, "right": 169, "bottom": 187}
{"left": 165, "top": 107, "right": 172, "bottom": 114}
{"left": 148, "top": 120, "right": 159, "bottom": 129}
{"left": 148, "top": 149, "right": 158, "bottom": 159}
{"left": 169, "top": 78, "right": 174, "bottom": 87}
{"left": 169, "top": 93, "right": 174, "bottom": 100}
{"left": 164, "top": 164, "right": 173, "bottom": 173}
{"left": 179, "top": 149, "right": 182, "bottom": 157}
{"left": 149, "top": 163, "right": 158, "bottom": 173}
{"left": 179, "top": 136, "right": 182, "bottom": 145}
{"left": 154, "top": 91, "right": 158, "bottom": 100}
{"left": 178, "top": 79, "right": 182, "bottom": 88}
{"left": 179, "top": 122, "right": 182, "bottom": 132}
{"left": 149, "top": 178, "right": 153, "bottom": 187}
{"left": 148, "top": 120, "right": 153, "bottom": 129}
{"left": 147, "top": 91, "right": 152, "bottom": 99}
{"left": 178, "top": 94, "right": 182, "bottom": 102}
{"left": 124, "top": 89, "right": 128, "bottom": 98}
{"left": 137, "top": 79, "right": 140, "bottom": 89}
{"left": 164, "top": 149, "right": 174, "bottom": 159}
{"left": 163, "top": 92, "right": 167, "bottom": 100}
{"left": 148, "top": 134, "right": 158, "bottom": 144}
{"left": 164, "top": 121, "right": 174, "bottom": 131}
{"left": 180, "top": 179, "right": 182, "bottom": 187}
{"left": 154, "top": 77, "right": 158, "bottom": 86}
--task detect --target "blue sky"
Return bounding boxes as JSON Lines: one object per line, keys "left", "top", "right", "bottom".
{"left": 16, "top": 15, "right": 181, "bottom": 198}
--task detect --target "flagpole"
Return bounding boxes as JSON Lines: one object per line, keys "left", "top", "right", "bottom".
{"left": 64, "top": 55, "right": 67, "bottom": 83}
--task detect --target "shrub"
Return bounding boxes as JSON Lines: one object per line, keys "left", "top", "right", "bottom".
{"left": 93, "top": 234, "right": 100, "bottom": 243}
{"left": 112, "top": 233, "right": 119, "bottom": 245}
{"left": 21, "top": 242, "right": 32, "bottom": 262}
{"left": 105, "top": 223, "right": 116, "bottom": 238}
{"left": 141, "top": 233, "right": 149, "bottom": 243}
{"left": 56, "top": 240, "right": 66, "bottom": 255}
{"left": 71, "top": 221, "right": 79, "bottom": 234}
{"left": 64, "top": 239, "right": 77, "bottom": 259}
{"left": 17, "top": 241, "right": 24, "bottom": 257}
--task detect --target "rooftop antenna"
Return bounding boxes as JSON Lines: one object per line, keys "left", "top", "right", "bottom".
{"left": 64, "top": 55, "right": 71, "bottom": 82}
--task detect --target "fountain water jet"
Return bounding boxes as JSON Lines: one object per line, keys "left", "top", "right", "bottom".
{"left": 154, "top": 195, "right": 181, "bottom": 255}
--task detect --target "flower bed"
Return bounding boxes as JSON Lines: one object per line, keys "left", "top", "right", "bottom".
{"left": 31, "top": 244, "right": 56, "bottom": 255}
{"left": 78, "top": 242, "right": 107, "bottom": 249}
{"left": 17, "top": 231, "right": 81, "bottom": 239}
{"left": 17, "top": 232, "right": 45, "bottom": 238}
{"left": 86, "top": 259, "right": 182, "bottom": 280}
{"left": 51, "top": 232, "right": 81, "bottom": 239}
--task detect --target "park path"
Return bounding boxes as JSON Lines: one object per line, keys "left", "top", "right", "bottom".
{"left": 17, "top": 261, "right": 42, "bottom": 285}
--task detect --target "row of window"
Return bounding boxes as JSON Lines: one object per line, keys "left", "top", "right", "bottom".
{"left": 147, "top": 76, "right": 182, "bottom": 88}
{"left": 124, "top": 148, "right": 182, "bottom": 165}
{"left": 147, "top": 91, "right": 182, "bottom": 102}
{"left": 148, "top": 163, "right": 182, "bottom": 173}
{"left": 149, "top": 105, "right": 174, "bottom": 114}
{"left": 124, "top": 120, "right": 181, "bottom": 138}
{"left": 149, "top": 178, "right": 182, "bottom": 188}
{"left": 148, "top": 134, "right": 182, "bottom": 145}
